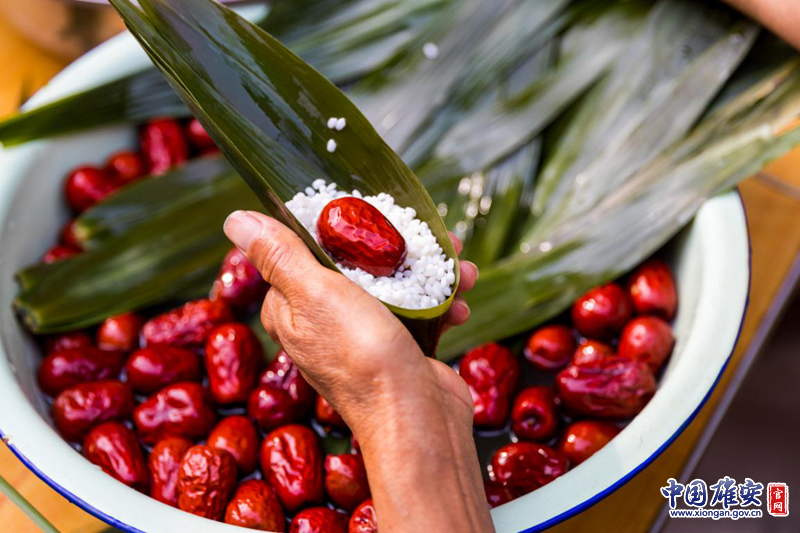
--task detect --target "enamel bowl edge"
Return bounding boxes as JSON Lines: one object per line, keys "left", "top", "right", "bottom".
{"left": 0, "top": 31, "right": 749, "bottom": 533}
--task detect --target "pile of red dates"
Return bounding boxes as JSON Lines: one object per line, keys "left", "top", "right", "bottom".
{"left": 35, "top": 117, "right": 677, "bottom": 531}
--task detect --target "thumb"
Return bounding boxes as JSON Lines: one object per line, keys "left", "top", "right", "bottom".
{"left": 224, "top": 210, "right": 328, "bottom": 298}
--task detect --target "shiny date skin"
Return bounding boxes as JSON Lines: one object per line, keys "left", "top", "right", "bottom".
{"left": 618, "top": 316, "right": 675, "bottom": 372}
{"left": 96, "top": 312, "right": 144, "bottom": 352}
{"left": 142, "top": 299, "right": 233, "bottom": 349}
{"left": 207, "top": 416, "right": 259, "bottom": 475}
{"left": 38, "top": 347, "right": 125, "bottom": 397}
{"left": 511, "top": 387, "right": 559, "bottom": 442}
{"left": 489, "top": 442, "right": 569, "bottom": 496}
{"left": 317, "top": 197, "right": 407, "bottom": 277}
{"left": 205, "top": 323, "right": 262, "bottom": 405}
{"left": 64, "top": 166, "right": 118, "bottom": 213}
{"left": 460, "top": 343, "right": 520, "bottom": 428}
{"left": 349, "top": 499, "right": 378, "bottom": 533}
{"left": 248, "top": 386, "right": 297, "bottom": 432}
{"left": 484, "top": 480, "right": 514, "bottom": 508}
{"left": 44, "top": 331, "right": 93, "bottom": 353}
{"left": 316, "top": 395, "right": 347, "bottom": 432}
{"left": 627, "top": 259, "right": 678, "bottom": 320}
{"left": 133, "top": 382, "right": 217, "bottom": 445}
{"left": 324, "top": 454, "right": 371, "bottom": 512}
{"left": 558, "top": 420, "right": 621, "bottom": 466}
{"left": 83, "top": 422, "right": 148, "bottom": 492}
{"left": 105, "top": 151, "right": 145, "bottom": 184}
{"left": 524, "top": 325, "right": 576, "bottom": 370}
{"left": 556, "top": 358, "right": 657, "bottom": 419}
{"left": 260, "top": 351, "right": 316, "bottom": 416}
{"left": 572, "top": 340, "right": 615, "bottom": 366}
{"left": 260, "top": 424, "right": 324, "bottom": 513}
{"left": 148, "top": 436, "right": 193, "bottom": 507}
{"left": 177, "top": 445, "right": 238, "bottom": 520}
{"left": 52, "top": 381, "right": 134, "bottom": 442}
{"left": 140, "top": 118, "right": 189, "bottom": 175}
{"left": 291, "top": 507, "right": 348, "bottom": 533}
{"left": 571, "top": 283, "right": 633, "bottom": 340}
{"left": 210, "top": 248, "right": 269, "bottom": 313}
{"left": 225, "top": 480, "right": 286, "bottom": 532}
{"left": 125, "top": 345, "right": 203, "bottom": 394}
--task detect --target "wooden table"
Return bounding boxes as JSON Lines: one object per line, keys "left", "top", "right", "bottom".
{"left": 2, "top": 12, "right": 800, "bottom": 533}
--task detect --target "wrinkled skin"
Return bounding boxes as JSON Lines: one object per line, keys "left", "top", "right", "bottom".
{"left": 349, "top": 499, "right": 378, "bottom": 533}
{"left": 460, "top": 343, "right": 519, "bottom": 428}
{"left": 140, "top": 118, "right": 189, "bottom": 175}
{"left": 205, "top": 323, "right": 262, "bottom": 404}
{"left": 148, "top": 436, "right": 193, "bottom": 507}
{"left": 125, "top": 346, "right": 203, "bottom": 394}
{"left": 627, "top": 259, "right": 677, "bottom": 320}
{"left": 259, "top": 351, "right": 316, "bottom": 416}
{"left": 315, "top": 395, "right": 347, "bottom": 432}
{"left": 317, "top": 197, "right": 407, "bottom": 277}
{"left": 558, "top": 420, "right": 621, "bottom": 466}
{"left": 52, "top": 381, "right": 133, "bottom": 442}
{"left": 483, "top": 480, "right": 514, "bottom": 509}
{"left": 142, "top": 299, "right": 233, "bottom": 349}
{"left": 291, "top": 507, "right": 348, "bottom": 533}
{"left": 133, "top": 382, "right": 217, "bottom": 444}
{"left": 38, "top": 347, "right": 124, "bottom": 397}
{"left": 511, "top": 387, "right": 559, "bottom": 442}
{"left": 64, "top": 166, "right": 118, "bottom": 213}
{"left": 210, "top": 248, "right": 268, "bottom": 312}
{"left": 247, "top": 386, "right": 297, "bottom": 432}
{"left": 177, "top": 445, "right": 238, "bottom": 520}
{"left": 225, "top": 480, "right": 285, "bottom": 531}
{"left": 618, "top": 316, "right": 675, "bottom": 372}
{"left": 207, "top": 416, "right": 259, "bottom": 475}
{"left": 96, "top": 312, "right": 144, "bottom": 352}
{"left": 324, "top": 454, "right": 371, "bottom": 512}
{"left": 572, "top": 340, "right": 615, "bottom": 367}
{"left": 488, "top": 442, "right": 569, "bottom": 496}
{"left": 524, "top": 325, "right": 576, "bottom": 370}
{"left": 556, "top": 358, "right": 657, "bottom": 419}
{"left": 571, "top": 283, "right": 633, "bottom": 340}
{"left": 83, "top": 422, "right": 148, "bottom": 492}
{"left": 260, "top": 424, "right": 324, "bottom": 513}
{"left": 105, "top": 151, "right": 145, "bottom": 184}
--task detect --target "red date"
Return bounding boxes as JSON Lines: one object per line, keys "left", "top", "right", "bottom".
{"left": 618, "top": 316, "right": 674, "bottom": 372}
{"left": 38, "top": 347, "right": 124, "bottom": 397}
{"left": 83, "top": 422, "right": 148, "bottom": 492}
{"left": 140, "top": 118, "right": 189, "bottom": 175}
{"left": 291, "top": 507, "right": 348, "bottom": 533}
{"left": 205, "top": 323, "right": 262, "bottom": 405}
{"left": 469, "top": 387, "right": 511, "bottom": 429}
{"left": 317, "top": 197, "right": 407, "bottom": 277}
{"left": 97, "top": 312, "right": 143, "bottom": 352}
{"left": 64, "top": 166, "right": 118, "bottom": 213}
{"left": 185, "top": 119, "right": 219, "bottom": 154}
{"left": 207, "top": 416, "right": 259, "bottom": 476}
{"left": 105, "top": 151, "right": 145, "bottom": 184}
{"left": 42, "top": 245, "right": 80, "bottom": 264}
{"left": 349, "top": 499, "right": 378, "bottom": 533}
{"left": 142, "top": 299, "right": 233, "bottom": 349}
{"left": 260, "top": 351, "right": 315, "bottom": 415}
{"left": 44, "top": 331, "right": 93, "bottom": 353}
{"left": 248, "top": 386, "right": 297, "bottom": 432}
{"left": 260, "top": 424, "right": 324, "bottom": 513}
{"left": 558, "top": 420, "right": 621, "bottom": 466}
{"left": 460, "top": 343, "right": 519, "bottom": 428}
{"left": 177, "top": 445, "right": 238, "bottom": 520}
{"left": 556, "top": 358, "right": 656, "bottom": 419}
{"left": 627, "top": 259, "right": 677, "bottom": 320}
{"left": 210, "top": 249, "right": 268, "bottom": 313}
{"left": 52, "top": 381, "right": 133, "bottom": 442}
{"left": 484, "top": 480, "right": 514, "bottom": 508}
{"left": 316, "top": 395, "right": 347, "bottom": 432}
{"left": 125, "top": 346, "right": 202, "bottom": 394}
{"left": 148, "top": 436, "right": 193, "bottom": 507}
{"left": 524, "top": 325, "right": 576, "bottom": 370}
{"left": 489, "top": 442, "right": 569, "bottom": 496}
{"left": 571, "top": 283, "right": 633, "bottom": 339}
{"left": 325, "top": 454, "right": 370, "bottom": 512}
{"left": 59, "top": 219, "right": 83, "bottom": 249}
{"left": 225, "top": 480, "right": 286, "bottom": 531}
{"left": 572, "top": 340, "right": 614, "bottom": 366}
{"left": 511, "top": 387, "right": 559, "bottom": 442}
{"left": 133, "top": 382, "right": 217, "bottom": 444}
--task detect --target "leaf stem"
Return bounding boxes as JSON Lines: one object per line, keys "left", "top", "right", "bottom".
{"left": 0, "top": 473, "right": 60, "bottom": 533}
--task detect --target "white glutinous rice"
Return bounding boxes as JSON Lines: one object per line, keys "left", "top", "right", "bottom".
{"left": 327, "top": 117, "right": 338, "bottom": 129}
{"left": 286, "top": 180, "right": 456, "bottom": 310}
{"left": 335, "top": 118, "right": 347, "bottom": 131}
{"left": 327, "top": 139, "right": 337, "bottom": 153}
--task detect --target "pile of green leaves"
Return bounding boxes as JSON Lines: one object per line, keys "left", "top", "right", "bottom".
{"left": 9, "top": 0, "right": 800, "bottom": 360}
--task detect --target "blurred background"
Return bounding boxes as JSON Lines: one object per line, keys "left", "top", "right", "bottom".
{"left": 0, "top": 1, "right": 798, "bottom": 532}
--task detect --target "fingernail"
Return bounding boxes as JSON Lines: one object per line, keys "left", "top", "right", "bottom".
{"left": 464, "top": 261, "right": 479, "bottom": 280}
{"left": 224, "top": 211, "right": 261, "bottom": 252}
